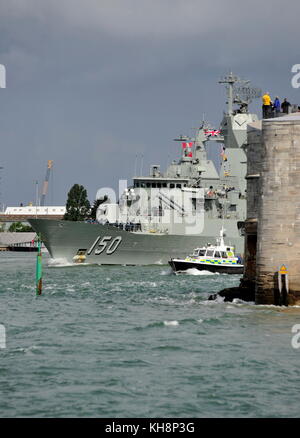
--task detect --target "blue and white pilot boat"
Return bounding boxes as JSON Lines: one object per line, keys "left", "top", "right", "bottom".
{"left": 168, "top": 227, "right": 244, "bottom": 274}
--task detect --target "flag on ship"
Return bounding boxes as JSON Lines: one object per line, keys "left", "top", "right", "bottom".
{"left": 181, "top": 142, "right": 193, "bottom": 157}
{"left": 204, "top": 129, "right": 221, "bottom": 137}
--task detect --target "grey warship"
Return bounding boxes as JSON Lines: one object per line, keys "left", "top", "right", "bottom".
{"left": 29, "top": 73, "right": 260, "bottom": 265}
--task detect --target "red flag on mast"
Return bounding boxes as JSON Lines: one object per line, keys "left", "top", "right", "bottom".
{"left": 181, "top": 142, "right": 193, "bottom": 157}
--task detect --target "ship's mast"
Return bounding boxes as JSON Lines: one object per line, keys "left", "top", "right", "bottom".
{"left": 218, "top": 72, "right": 239, "bottom": 116}
{"left": 219, "top": 72, "right": 261, "bottom": 115}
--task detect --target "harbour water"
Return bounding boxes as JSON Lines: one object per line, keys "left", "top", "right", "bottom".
{"left": 0, "top": 252, "right": 300, "bottom": 418}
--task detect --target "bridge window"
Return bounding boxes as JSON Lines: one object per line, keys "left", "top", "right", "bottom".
{"left": 176, "top": 184, "right": 181, "bottom": 188}
{"left": 206, "top": 250, "right": 214, "bottom": 257}
{"left": 214, "top": 251, "right": 221, "bottom": 258}
{"left": 170, "top": 183, "right": 175, "bottom": 189}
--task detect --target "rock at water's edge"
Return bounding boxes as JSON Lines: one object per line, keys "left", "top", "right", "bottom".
{"left": 208, "top": 286, "right": 255, "bottom": 302}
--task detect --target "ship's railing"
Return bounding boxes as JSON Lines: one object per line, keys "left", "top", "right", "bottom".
{"left": 106, "top": 222, "right": 142, "bottom": 232}
{"left": 85, "top": 218, "right": 164, "bottom": 233}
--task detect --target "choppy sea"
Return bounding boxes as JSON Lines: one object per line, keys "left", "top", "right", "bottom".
{"left": 0, "top": 252, "right": 300, "bottom": 418}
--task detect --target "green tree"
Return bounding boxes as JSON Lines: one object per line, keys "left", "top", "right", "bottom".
{"left": 8, "top": 222, "right": 33, "bottom": 232}
{"left": 64, "top": 184, "right": 90, "bottom": 221}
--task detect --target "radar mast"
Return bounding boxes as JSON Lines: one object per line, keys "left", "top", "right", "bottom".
{"left": 219, "top": 72, "right": 261, "bottom": 115}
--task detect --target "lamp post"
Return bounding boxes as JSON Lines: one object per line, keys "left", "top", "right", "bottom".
{"left": 35, "top": 180, "right": 39, "bottom": 218}
{"left": 0, "top": 166, "right": 3, "bottom": 212}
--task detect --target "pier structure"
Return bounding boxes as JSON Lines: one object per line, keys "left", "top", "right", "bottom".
{"left": 255, "top": 114, "right": 300, "bottom": 305}
{"left": 214, "top": 112, "right": 300, "bottom": 305}
{"left": 241, "top": 113, "right": 300, "bottom": 305}
{"left": 0, "top": 206, "right": 65, "bottom": 230}
{"left": 242, "top": 120, "right": 262, "bottom": 293}
{"left": 0, "top": 232, "right": 37, "bottom": 251}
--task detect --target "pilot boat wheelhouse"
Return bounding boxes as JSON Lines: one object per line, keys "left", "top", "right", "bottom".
{"left": 169, "top": 228, "right": 244, "bottom": 274}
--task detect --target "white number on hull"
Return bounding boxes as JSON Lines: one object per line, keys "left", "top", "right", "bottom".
{"left": 95, "top": 236, "right": 113, "bottom": 255}
{"left": 106, "top": 236, "right": 122, "bottom": 255}
{"left": 87, "top": 235, "right": 122, "bottom": 256}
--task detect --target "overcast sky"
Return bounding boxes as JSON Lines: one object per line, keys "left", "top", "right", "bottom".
{"left": 1, "top": 0, "right": 300, "bottom": 207}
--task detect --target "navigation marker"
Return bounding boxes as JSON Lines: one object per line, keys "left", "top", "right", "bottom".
{"left": 36, "top": 234, "right": 42, "bottom": 295}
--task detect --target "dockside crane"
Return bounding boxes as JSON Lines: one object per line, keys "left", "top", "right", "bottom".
{"left": 40, "top": 160, "right": 53, "bottom": 206}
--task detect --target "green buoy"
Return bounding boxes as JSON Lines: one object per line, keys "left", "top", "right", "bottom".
{"left": 36, "top": 234, "right": 42, "bottom": 295}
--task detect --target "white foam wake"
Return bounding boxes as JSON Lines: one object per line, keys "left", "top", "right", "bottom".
{"left": 164, "top": 320, "right": 179, "bottom": 327}
{"left": 184, "top": 268, "right": 218, "bottom": 276}
{"left": 47, "top": 257, "right": 75, "bottom": 267}
{"left": 160, "top": 268, "right": 173, "bottom": 276}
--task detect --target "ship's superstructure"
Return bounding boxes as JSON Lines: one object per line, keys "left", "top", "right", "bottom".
{"left": 29, "top": 73, "right": 261, "bottom": 265}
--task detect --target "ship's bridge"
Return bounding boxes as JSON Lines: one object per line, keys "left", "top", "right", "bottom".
{"left": 133, "top": 177, "right": 190, "bottom": 190}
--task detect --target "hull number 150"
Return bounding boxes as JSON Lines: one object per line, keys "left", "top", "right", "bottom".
{"left": 87, "top": 235, "right": 122, "bottom": 256}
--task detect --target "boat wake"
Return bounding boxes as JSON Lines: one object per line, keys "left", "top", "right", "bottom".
{"left": 177, "top": 268, "right": 219, "bottom": 276}
{"left": 163, "top": 320, "right": 179, "bottom": 327}
{"left": 47, "top": 258, "right": 91, "bottom": 268}
{"left": 160, "top": 268, "right": 173, "bottom": 276}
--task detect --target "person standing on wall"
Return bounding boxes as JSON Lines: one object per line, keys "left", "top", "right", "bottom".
{"left": 273, "top": 96, "right": 281, "bottom": 117}
{"left": 281, "top": 98, "right": 291, "bottom": 114}
{"left": 262, "top": 92, "right": 272, "bottom": 119}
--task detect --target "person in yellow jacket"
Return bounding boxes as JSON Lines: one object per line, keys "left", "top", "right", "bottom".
{"left": 262, "top": 92, "right": 272, "bottom": 119}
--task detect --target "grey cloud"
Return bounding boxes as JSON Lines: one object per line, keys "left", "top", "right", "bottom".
{"left": 2, "top": 0, "right": 298, "bottom": 40}
{"left": 0, "top": 0, "right": 300, "bottom": 207}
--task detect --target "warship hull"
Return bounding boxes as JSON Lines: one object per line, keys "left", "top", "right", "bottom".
{"left": 29, "top": 219, "right": 244, "bottom": 265}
